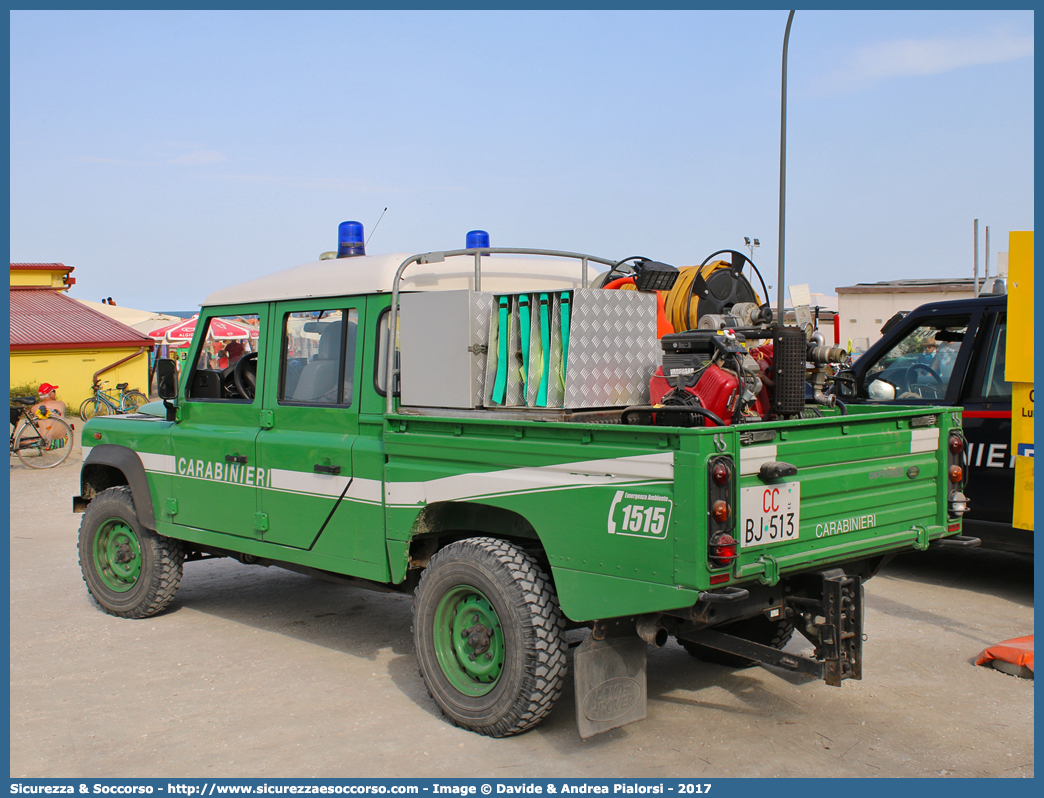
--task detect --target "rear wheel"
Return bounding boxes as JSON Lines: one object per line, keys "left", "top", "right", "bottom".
{"left": 679, "top": 615, "right": 795, "bottom": 668}
{"left": 13, "top": 416, "right": 72, "bottom": 469}
{"left": 413, "top": 537, "right": 567, "bottom": 737}
{"left": 120, "top": 390, "right": 149, "bottom": 412}
{"left": 78, "top": 486, "right": 184, "bottom": 618}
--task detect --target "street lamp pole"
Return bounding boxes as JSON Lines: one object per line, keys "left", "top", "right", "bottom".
{"left": 744, "top": 237, "right": 760, "bottom": 261}
{"left": 777, "top": 9, "right": 795, "bottom": 327}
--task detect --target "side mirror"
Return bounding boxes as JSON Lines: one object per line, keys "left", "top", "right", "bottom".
{"left": 867, "top": 378, "right": 897, "bottom": 402}
{"left": 156, "top": 359, "right": 179, "bottom": 400}
{"left": 833, "top": 369, "right": 857, "bottom": 397}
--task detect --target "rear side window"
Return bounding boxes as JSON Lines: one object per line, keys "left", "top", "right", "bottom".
{"left": 280, "top": 308, "right": 358, "bottom": 406}
{"left": 373, "top": 307, "right": 400, "bottom": 397}
{"left": 977, "top": 318, "right": 1011, "bottom": 399}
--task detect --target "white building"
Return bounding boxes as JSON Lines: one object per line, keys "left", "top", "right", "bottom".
{"left": 836, "top": 261, "right": 1007, "bottom": 354}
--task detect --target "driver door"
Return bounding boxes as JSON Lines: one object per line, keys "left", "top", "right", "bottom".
{"left": 169, "top": 307, "right": 267, "bottom": 538}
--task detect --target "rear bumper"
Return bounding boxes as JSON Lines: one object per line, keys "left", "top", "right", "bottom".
{"left": 961, "top": 519, "right": 1033, "bottom": 554}
{"left": 735, "top": 524, "right": 948, "bottom": 585}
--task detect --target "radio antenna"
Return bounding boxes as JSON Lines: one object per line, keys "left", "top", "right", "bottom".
{"left": 366, "top": 207, "right": 388, "bottom": 246}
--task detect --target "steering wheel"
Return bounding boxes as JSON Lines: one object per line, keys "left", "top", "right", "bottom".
{"left": 233, "top": 352, "right": 258, "bottom": 400}
{"left": 905, "top": 362, "right": 942, "bottom": 384}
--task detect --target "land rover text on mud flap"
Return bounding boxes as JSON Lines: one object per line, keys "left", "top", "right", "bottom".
{"left": 75, "top": 238, "right": 969, "bottom": 738}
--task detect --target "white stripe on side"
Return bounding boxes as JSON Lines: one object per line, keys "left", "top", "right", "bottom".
{"left": 910, "top": 428, "right": 940, "bottom": 454}
{"left": 385, "top": 452, "right": 674, "bottom": 507}
{"left": 740, "top": 444, "right": 777, "bottom": 476}
{"left": 139, "top": 452, "right": 176, "bottom": 473}
{"left": 269, "top": 468, "right": 351, "bottom": 498}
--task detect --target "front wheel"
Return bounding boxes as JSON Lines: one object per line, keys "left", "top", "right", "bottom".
{"left": 13, "top": 416, "right": 72, "bottom": 469}
{"left": 413, "top": 537, "right": 567, "bottom": 737}
{"left": 79, "top": 396, "right": 112, "bottom": 421}
{"left": 78, "top": 486, "right": 184, "bottom": 618}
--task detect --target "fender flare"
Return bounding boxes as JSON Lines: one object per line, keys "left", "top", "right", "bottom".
{"left": 81, "top": 444, "right": 158, "bottom": 531}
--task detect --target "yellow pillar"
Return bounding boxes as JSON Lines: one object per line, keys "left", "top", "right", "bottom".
{"left": 1006, "top": 231, "right": 1034, "bottom": 530}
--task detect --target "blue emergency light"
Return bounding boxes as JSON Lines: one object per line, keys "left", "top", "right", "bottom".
{"left": 466, "top": 230, "right": 490, "bottom": 251}
{"left": 337, "top": 221, "right": 366, "bottom": 258}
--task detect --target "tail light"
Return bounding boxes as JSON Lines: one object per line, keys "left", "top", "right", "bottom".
{"left": 712, "top": 500, "right": 730, "bottom": 523}
{"left": 949, "top": 491, "right": 969, "bottom": 517}
{"left": 708, "top": 533, "right": 739, "bottom": 568}
{"left": 947, "top": 432, "right": 968, "bottom": 487}
{"left": 712, "top": 462, "right": 730, "bottom": 485}
{"left": 707, "top": 455, "right": 736, "bottom": 572}
{"left": 946, "top": 430, "right": 969, "bottom": 518}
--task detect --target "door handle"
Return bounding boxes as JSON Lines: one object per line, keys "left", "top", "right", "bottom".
{"left": 225, "top": 455, "right": 248, "bottom": 464}
{"left": 314, "top": 464, "right": 341, "bottom": 475}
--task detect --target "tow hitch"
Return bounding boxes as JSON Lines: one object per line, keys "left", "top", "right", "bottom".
{"left": 574, "top": 569, "right": 863, "bottom": 738}
{"left": 679, "top": 568, "right": 863, "bottom": 687}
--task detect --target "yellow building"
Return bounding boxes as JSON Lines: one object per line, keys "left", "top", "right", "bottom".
{"left": 10, "top": 263, "right": 155, "bottom": 410}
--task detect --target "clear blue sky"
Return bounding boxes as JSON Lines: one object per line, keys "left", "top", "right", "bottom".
{"left": 10, "top": 9, "right": 1034, "bottom": 312}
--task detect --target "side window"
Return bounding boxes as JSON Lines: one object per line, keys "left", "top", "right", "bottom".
{"left": 186, "top": 314, "right": 261, "bottom": 400}
{"left": 374, "top": 307, "right": 400, "bottom": 397}
{"left": 280, "top": 308, "right": 358, "bottom": 406}
{"left": 977, "top": 318, "right": 1011, "bottom": 399}
{"left": 862, "top": 316, "right": 969, "bottom": 401}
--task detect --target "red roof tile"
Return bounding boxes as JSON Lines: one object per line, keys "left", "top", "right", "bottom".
{"left": 10, "top": 287, "right": 155, "bottom": 351}
{"left": 11, "top": 262, "right": 73, "bottom": 273}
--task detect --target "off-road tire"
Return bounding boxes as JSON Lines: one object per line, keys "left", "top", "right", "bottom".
{"left": 78, "top": 486, "right": 184, "bottom": 618}
{"left": 679, "top": 615, "right": 794, "bottom": 668}
{"left": 413, "top": 537, "right": 567, "bottom": 737}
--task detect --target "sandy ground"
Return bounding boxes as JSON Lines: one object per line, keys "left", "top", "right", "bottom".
{"left": 9, "top": 437, "right": 1034, "bottom": 779}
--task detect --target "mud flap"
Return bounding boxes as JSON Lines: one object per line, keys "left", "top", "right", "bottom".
{"left": 573, "top": 633, "right": 647, "bottom": 739}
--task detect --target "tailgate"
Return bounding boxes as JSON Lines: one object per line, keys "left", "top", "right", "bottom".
{"left": 731, "top": 407, "right": 959, "bottom": 583}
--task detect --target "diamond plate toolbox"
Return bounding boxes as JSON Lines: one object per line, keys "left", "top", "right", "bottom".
{"left": 563, "top": 289, "right": 658, "bottom": 408}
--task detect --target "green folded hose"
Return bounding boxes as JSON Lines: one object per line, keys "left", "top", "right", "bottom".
{"left": 492, "top": 296, "right": 510, "bottom": 404}
{"left": 537, "top": 293, "right": 551, "bottom": 406}
{"left": 518, "top": 294, "right": 531, "bottom": 400}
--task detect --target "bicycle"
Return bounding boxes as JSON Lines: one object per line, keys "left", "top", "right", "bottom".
{"left": 78, "top": 381, "right": 149, "bottom": 421}
{"left": 10, "top": 397, "right": 73, "bottom": 469}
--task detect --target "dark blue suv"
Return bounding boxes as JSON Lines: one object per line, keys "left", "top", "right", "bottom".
{"left": 834, "top": 292, "right": 1026, "bottom": 553}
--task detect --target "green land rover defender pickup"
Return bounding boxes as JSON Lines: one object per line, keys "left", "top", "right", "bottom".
{"left": 74, "top": 243, "right": 971, "bottom": 738}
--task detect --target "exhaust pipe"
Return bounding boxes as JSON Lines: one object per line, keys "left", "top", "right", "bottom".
{"left": 636, "top": 615, "right": 669, "bottom": 647}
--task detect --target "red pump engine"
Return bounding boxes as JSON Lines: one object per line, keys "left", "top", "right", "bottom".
{"left": 650, "top": 331, "right": 780, "bottom": 426}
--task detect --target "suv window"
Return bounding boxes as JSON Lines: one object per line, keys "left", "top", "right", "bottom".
{"left": 186, "top": 314, "right": 261, "bottom": 400}
{"left": 280, "top": 308, "right": 358, "bottom": 405}
{"left": 374, "top": 307, "right": 400, "bottom": 397}
{"left": 977, "top": 317, "right": 1011, "bottom": 399}
{"left": 862, "top": 316, "right": 969, "bottom": 401}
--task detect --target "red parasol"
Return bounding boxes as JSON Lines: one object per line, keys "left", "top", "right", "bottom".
{"left": 148, "top": 315, "right": 259, "bottom": 343}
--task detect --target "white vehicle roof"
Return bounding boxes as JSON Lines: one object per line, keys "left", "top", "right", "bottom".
{"left": 204, "top": 252, "right": 606, "bottom": 307}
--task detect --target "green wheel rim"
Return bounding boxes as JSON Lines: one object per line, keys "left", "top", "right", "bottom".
{"left": 432, "top": 585, "right": 506, "bottom": 696}
{"left": 93, "top": 518, "right": 142, "bottom": 593}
